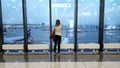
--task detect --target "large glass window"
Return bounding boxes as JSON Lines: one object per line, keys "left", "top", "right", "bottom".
{"left": 78, "top": 0, "right": 100, "bottom": 43}
{"left": 26, "top": 0, "right": 50, "bottom": 44}
{"left": 52, "top": 0, "right": 75, "bottom": 44}
{"left": 104, "top": 0, "right": 120, "bottom": 43}
{"left": 2, "top": 0, "right": 24, "bottom": 44}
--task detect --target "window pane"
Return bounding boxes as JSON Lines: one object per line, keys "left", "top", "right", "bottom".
{"left": 104, "top": 0, "right": 120, "bottom": 43}
{"left": 52, "top": 0, "right": 75, "bottom": 44}
{"left": 26, "top": 0, "right": 50, "bottom": 44}
{"left": 2, "top": 0, "right": 24, "bottom": 44}
{"left": 78, "top": 0, "right": 100, "bottom": 43}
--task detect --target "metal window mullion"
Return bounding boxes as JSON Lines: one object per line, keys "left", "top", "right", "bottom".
{"left": 22, "top": 0, "right": 28, "bottom": 52}
{"left": 0, "top": 0, "right": 3, "bottom": 52}
{"left": 99, "top": 0, "right": 105, "bottom": 51}
{"left": 49, "top": 0, "right": 52, "bottom": 51}
{"left": 74, "top": 0, "right": 78, "bottom": 51}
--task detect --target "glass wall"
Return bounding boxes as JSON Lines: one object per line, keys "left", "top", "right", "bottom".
{"left": 52, "top": 0, "right": 75, "bottom": 44}
{"left": 26, "top": 0, "right": 50, "bottom": 44}
{"left": 1, "top": 0, "right": 120, "bottom": 50}
{"left": 2, "top": 0, "right": 24, "bottom": 44}
{"left": 104, "top": 0, "right": 120, "bottom": 43}
{"left": 78, "top": 0, "right": 100, "bottom": 43}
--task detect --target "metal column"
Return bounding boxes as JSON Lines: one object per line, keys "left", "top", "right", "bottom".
{"left": 49, "top": 0, "right": 52, "bottom": 52}
{"left": 0, "top": 0, "right": 3, "bottom": 52}
{"left": 74, "top": 0, "right": 78, "bottom": 51}
{"left": 22, "top": 0, "right": 28, "bottom": 52}
{"left": 98, "top": 0, "right": 105, "bottom": 51}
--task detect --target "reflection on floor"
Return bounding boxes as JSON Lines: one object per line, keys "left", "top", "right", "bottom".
{"left": 0, "top": 51, "right": 120, "bottom": 68}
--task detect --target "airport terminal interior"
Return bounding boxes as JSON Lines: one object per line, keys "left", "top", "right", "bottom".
{"left": 0, "top": 0, "right": 120, "bottom": 68}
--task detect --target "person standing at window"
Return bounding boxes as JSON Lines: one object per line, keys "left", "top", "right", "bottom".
{"left": 54, "top": 19, "right": 62, "bottom": 54}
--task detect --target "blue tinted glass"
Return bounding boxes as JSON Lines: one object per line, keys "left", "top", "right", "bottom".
{"left": 2, "top": 0, "right": 24, "bottom": 44}
{"left": 78, "top": 0, "right": 100, "bottom": 43}
{"left": 52, "top": 0, "right": 75, "bottom": 44}
{"left": 26, "top": 0, "right": 50, "bottom": 44}
{"left": 104, "top": 0, "right": 120, "bottom": 43}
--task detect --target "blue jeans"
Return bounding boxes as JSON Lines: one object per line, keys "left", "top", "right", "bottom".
{"left": 54, "top": 35, "right": 61, "bottom": 53}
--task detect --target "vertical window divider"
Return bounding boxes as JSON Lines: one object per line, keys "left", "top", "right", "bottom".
{"left": 22, "top": 0, "right": 28, "bottom": 52}
{"left": 99, "top": 0, "right": 105, "bottom": 51}
{"left": 74, "top": 0, "right": 78, "bottom": 51}
{"left": 0, "top": 0, "right": 3, "bottom": 52}
{"left": 49, "top": 0, "right": 52, "bottom": 52}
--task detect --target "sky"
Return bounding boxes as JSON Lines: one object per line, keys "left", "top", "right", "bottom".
{"left": 1, "top": 0, "right": 120, "bottom": 26}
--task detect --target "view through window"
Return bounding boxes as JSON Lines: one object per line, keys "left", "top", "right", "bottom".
{"left": 104, "top": 0, "right": 120, "bottom": 43}
{"left": 1, "top": 0, "right": 120, "bottom": 46}
{"left": 26, "top": 0, "right": 50, "bottom": 44}
{"left": 2, "top": 0, "right": 24, "bottom": 44}
{"left": 52, "top": 0, "right": 75, "bottom": 44}
{"left": 78, "top": 0, "right": 100, "bottom": 43}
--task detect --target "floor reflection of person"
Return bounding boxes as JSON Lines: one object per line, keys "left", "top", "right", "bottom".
{"left": 54, "top": 54, "right": 61, "bottom": 62}
{"left": 53, "top": 19, "right": 62, "bottom": 54}
{"left": 54, "top": 55, "right": 61, "bottom": 68}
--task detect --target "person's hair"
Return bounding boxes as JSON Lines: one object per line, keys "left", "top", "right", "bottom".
{"left": 55, "top": 19, "right": 60, "bottom": 26}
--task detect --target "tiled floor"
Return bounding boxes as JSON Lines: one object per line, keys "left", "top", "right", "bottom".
{"left": 0, "top": 62, "right": 120, "bottom": 68}
{"left": 0, "top": 52, "right": 120, "bottom": 68}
